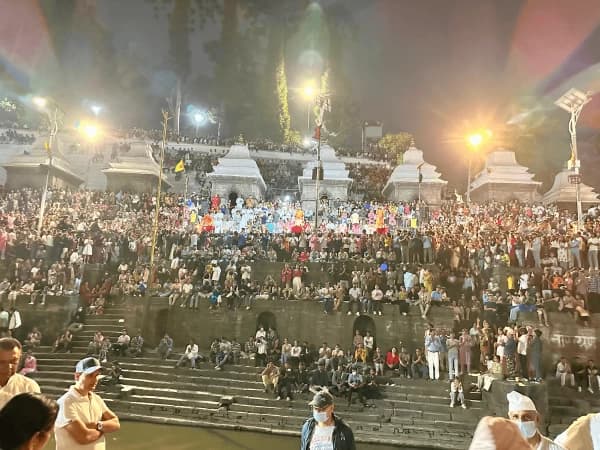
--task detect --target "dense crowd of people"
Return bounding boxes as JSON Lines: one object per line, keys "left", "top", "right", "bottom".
{"left": 0, "top": 128, "right": 36, "bottom": 145}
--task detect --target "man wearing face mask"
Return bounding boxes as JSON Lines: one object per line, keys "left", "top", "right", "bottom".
{"left": 506, "top": 391, "right": 565, "bottom": 450}
{"left": 300, "top": 389, "right": 355, "bottom": 450}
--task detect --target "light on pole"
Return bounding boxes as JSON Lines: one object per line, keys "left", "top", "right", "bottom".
{"left": 34, "top": 97, "right": 60, "bottom": 236}
{"left": 302, "top": 82, "right": 316, "bottom": 132}
{"left": 555, "top": 88, "right": 592, "bottom": 230}
{"left": 466, "top": 133, "right": 483, "bottom": 204}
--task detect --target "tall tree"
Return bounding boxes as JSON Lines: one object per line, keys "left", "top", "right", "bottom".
{"left": 151, "top": 0, "right": 218, "bottom": 134}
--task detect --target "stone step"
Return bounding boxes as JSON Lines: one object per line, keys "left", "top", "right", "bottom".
{"left": 112, "top": 412, "right": 469, "bottom": 449}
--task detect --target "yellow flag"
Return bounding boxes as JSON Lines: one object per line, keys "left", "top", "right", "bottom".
{"left": 410, "top": 218, "right": 418, "bottom": 228}
{"left": 174, "top": 159, "right": 185, "bottom": 173}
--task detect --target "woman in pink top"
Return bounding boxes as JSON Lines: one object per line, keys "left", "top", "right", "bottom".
{"left": 19, "top": 350, "right": 37, "bottom": 376}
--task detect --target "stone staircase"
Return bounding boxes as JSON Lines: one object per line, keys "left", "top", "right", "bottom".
{"left": 29, "top": 299, "right": 483, "bottom": 449}
{"left": 546, "top": 378, "right": 600, "bottom": 438}
{"left": 31, "top": 352, "right": 482, "bottom": 449}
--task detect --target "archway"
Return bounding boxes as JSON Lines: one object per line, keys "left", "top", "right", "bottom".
{"left": 352, "top": 315, "right": 376, "bottom": 349}
{"left": 256, "top": 311, "right": 277, "bottom": 332}
{"left": 228, "top": 191, "right": 238, "bottom": 208}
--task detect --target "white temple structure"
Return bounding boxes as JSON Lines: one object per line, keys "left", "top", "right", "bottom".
{"left": 382, "top": 140, "right": 447, "bottom": 204}
{"left": 468, "top": 149, "right": 541, "bottom": 203}
{"left": 543, "top": 167, "right": 599, "bottom": 206}
{"left": 298, "top": 144, "right": 352, "bottom": 209}
{"left": 206, "top": 144, "right": 266, "bottom": 200}
{"left": 103, "top": 141, "right": 170, "bottom": 193}
{"left": 2, "top": 137, "right": 83, "bottom": 190}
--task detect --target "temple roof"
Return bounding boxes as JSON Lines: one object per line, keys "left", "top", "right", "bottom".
{"left": 543, "top": 168, "right": 599, "bottom": 205}
{"left": 383, "top": 141, "right": 447, "bottom": 187}
{"left": 206, "top": 144, "right": 266, "bottom": 190}
{"left": 102, "top": 141, "right": 170, "bottom": 186}
{"left": 300, "top": 144, "right": 351, "bottom": 180}
{"left": 470, "top": 150, "right": 541, "bottom": 190}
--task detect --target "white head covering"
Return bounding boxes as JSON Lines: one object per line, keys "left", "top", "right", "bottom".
{"left": 507, "top": 391, "right": 537, "bottom": 413}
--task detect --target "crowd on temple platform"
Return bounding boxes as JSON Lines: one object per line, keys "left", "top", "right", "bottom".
{"left": 0, "top": 186, "right": 598, "bottom": 407}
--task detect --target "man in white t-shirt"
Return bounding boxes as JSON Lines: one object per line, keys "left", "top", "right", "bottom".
{"left": 0, "top": 337, "right": 40, "bottom": 409}
{"left": 517, "top": 329, "right": 529, "bottom": 380}
{"left": 55, "top": 357, "right": 120, "bottom": 450}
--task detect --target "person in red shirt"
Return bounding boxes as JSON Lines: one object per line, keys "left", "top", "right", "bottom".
{"left": 385, "top": 347, "right": 400, "bottom": 374}
{"left": 280, "top": 264, "right": 292, "bottom": 289}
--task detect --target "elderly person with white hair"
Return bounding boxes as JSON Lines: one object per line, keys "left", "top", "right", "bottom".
{"left": 506, "top": 391, "right": 564, "bottom": 450}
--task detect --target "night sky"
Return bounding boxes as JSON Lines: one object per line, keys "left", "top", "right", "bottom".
{"left": 2, "top": 0, "right": 600, "bottom": 187}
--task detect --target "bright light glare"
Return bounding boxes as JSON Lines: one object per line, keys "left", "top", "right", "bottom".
{"left": 82, "top": 123, "right": 98, "bottom": 139}
{"left": 303, "top": 137, "right": 312, "bottom": 147}
{"left": 284, "top": 195, "right": 291, "bottom": 202}
{"left": 193, "top": 112, "right": 206, "bottom": 125}
{"left": 32, "top": 96, "right": 47, "bottom": 108}
{"left": 303, "top": 83, "right": 316, "bottom": 100}
{"left": 91, "top": 105, "right": 102, "bottom": 116}
{"left": 467, "top": 133, "right": 483, "bottom": 148}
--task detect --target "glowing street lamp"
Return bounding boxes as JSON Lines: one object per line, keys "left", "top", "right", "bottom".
{"left": 90, "top": 104, "right": 102, "bottom": 116}
{"left": 555, "top": 88, "right": 592, "bottom": 229}
{"left": 466, "top": 132, "right": 485, "bottom": 203}
{"left": 82, "top": 123, "right": 99, "bottom": 139}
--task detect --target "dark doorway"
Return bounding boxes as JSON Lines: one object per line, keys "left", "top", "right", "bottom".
{"left": 229, "top": 191, "right": 238, "bottom": 208}
{"left": 256, "top": 311, "right": 277, "bottom": 332}
{"left": 352, "top": 315, "right": 376, "bottom": 348}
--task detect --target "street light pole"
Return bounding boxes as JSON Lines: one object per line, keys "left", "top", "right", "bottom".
{"left": 466, "top": 154, "right": 472, "bottom": 204}
{"left": 143, "top": 109, "right": 170, "bottom": 338}
{"left": 37, "top": 106, "right": 59, "bottom": 236}
{"left": 555, "top": 88, "right": 592, "bottom": 230}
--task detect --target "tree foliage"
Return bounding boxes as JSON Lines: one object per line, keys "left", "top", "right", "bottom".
{"left": 276, "top": 52, "right": 292, "bottom": 144}
{"left": 379, "top": 132, "right": 413, "bottom": 162}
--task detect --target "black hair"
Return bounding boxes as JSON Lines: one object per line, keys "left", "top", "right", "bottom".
{"left": 0, "top": 393, "right": 58, "bottom": 450}
{"left": 0, "top": 337, "right": 21, "bottom": 352}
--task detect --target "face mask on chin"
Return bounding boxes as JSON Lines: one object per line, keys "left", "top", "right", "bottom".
{"left": 515, "top": 420, "right": 537, "bottom": 439}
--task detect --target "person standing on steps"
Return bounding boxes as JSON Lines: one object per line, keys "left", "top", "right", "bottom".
{"left": 301, "top": 389, "right": 356, "bottom": 450}
{"left": 55, "top": 357, "right": 120, "bottom": 450}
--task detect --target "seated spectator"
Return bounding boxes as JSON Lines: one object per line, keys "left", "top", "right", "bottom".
{"left": 215, "top": 338, "right": 232, "bottom": 370}
{"left": 584, "top": 359, "right": 599, "bottom": 394}
{"left": 398, "top": 347, "right": 411, "bottom": 378}
{"left": 19, "top": 349, "right": 37, "bottom": 376}
{"left": 99, "top": 337, "right": 111, "bottom": 363}
{"left": 261, "top": 361, "right": 279, "bottom": 393}
{"left": 100, "top": 361, "right": 122, "bottom": 386}
{"left": 346, "top": 367, "right": 366, "bottom": 407}
{"left": 276, "top": 362, "right": 296, "bottom": 401}
{"left": 353, "top": 343, "right": 368, "bottom": 366}
{"left": 372, "top": 347, "right": 384, "bottom": 376}
{"left": 363, "top": 367, "right": 382, "bottom": 402}
{"left": 175, "top": 339, "right": 200, "bottom": 369}
{"left": 556, "top": 356, "right": 575, "bottom": 388}
{"left": 411, "top": 348, "right": 428, "bottom": 379}
{"left": 129, "top": 331, "right": 144, "bottom": 357}
{"left": 157, "top": 334, "right": 173, "bottom": 360}
{"left": 572, "top": 356, "right": 587, "bottom": 393}
{"left": 476, "top": 355, "right": 503, "bottom": 391}
{"left": 385, "top": 347, "right": 400, "bottom": 374}
{"left": 449, "top": 377, "right": 467, "bottom": 409}
{"left": 295, "top": 362, "right": 311, "bottom": 394}
{"left": 24, "top": 327, "right": 42, "bottom": 350}
{"left": 111, "top": 329, "right": 130, "bottom": 357}
{"left": 310, "top": 361, "right": 331, "bottom": 389}
{"left": 53, "top": 330, "right": 72, "bottom": 353}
